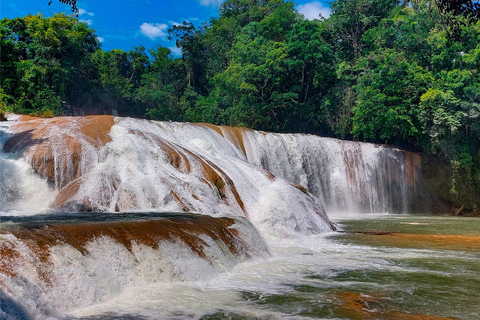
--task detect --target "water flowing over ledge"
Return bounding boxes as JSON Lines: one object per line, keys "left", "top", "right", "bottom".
{"left": 0, "top": 213, "right": 268, "bottom": 318}
{"left": 1, "top": 115, "right": 338, "bottom": 235}
{"left": 2, "top": 115, "right": 426, "bottom": 219}
{"left": 0, "top": 115, "right": 435, "bottom": 319}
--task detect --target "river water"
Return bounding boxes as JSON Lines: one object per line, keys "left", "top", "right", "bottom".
{"left": 4, "top": 213, "right": 470, "bottom": 320}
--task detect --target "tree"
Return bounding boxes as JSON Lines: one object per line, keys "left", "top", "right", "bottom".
{"left": 418, "top": 88, "right": 465, "bottom": 155}
{"left": 328, "top": 0, "right": 401, "bottom": 61}
{"left": 49, "top": 0, "right": 78, "bottom": 13}
{"left": 138, "top": 46, "right": 186, "bottom": 121}
{"left": 0, "top": 14, "right": 99, "bottom": 115}
{"left": 352, "top": 50, "right": 432, "bottom": 144}
{"left": 433, "top": 0, "right": 480, "bottom": 41}
{"left": 91, "top": 49, "right": 135, "bottom": 113}
{"left": 168, "top": 22, "right": 210, "bottom": 95}
{"left": 362, "top": 6, "right": 436, "bottom": 68}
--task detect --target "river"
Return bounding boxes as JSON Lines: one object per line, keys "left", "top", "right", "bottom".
{"left": 2, "top": 213, "right": 477, "bottom": 320}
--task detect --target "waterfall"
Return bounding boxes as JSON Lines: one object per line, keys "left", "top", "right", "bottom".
{"left": 1, "top": 114, "right": 425, "bottom": 226}
{"left": 0, "top": 115, "right": 426, "bottom": 319}
{"left": 1, "top": 116, "right": 335, "bottom": 235}
{"left": 233, "top": 130, "right": 422, "bottom": 214}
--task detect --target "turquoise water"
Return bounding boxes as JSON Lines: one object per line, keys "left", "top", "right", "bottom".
{"left": 337, "top": 214, "right": 480, "bottom": 236}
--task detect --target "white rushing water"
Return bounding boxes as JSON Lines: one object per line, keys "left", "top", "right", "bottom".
{"left": 0, "top": 116, "right": 57, "bottom": 215}
{"left": 235, "top": 130, "right": 420, "bottom": 215}
{"left": 63, "top": 219, "right": 480, "bottom": 320}
{"left": 0, "top": 214, "right": 270, "bottom": 320}
{"left": 3, "top": 214, "right": 478, "bottom": 320}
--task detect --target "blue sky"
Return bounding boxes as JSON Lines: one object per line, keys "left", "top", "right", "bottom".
{"left": 1, "top": 0, "right": 331, "bottom": 55}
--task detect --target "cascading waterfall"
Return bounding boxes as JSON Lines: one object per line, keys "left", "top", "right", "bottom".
{"left": 1, "top": 116, "right": 423, "bottom": 219}
{"left": 234, "top": 130, "right": 422, "bottom": 214}
{"left": 1, "top": 116, "right": 335, "bottom": 235}
{"left": 0, "top": 115, "right": 426, "bottom": 319}
{"left": 108, "top": 120, "right": 422, "bottom": 214}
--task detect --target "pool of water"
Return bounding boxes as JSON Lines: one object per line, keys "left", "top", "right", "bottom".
{"left": 54, "top": 214, "right": 478, "bottom": 320}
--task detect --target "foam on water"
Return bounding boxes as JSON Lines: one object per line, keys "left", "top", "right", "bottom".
{"left": 237, "top": 131, "right": 420, "bottom": 214}
{"left": 51, "top": 118, "right": 333, "bottom": 235}
{"left": 0, "top": 117, "right": 57, "bottom": 215}
{"left": 1, "top": 116, "right": 423, "bottom": 223}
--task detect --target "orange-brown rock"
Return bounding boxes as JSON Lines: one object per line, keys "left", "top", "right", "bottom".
{"left": 3, "top": 115, "right": 114, "bottom": 188}
{"left": 218, "top": 126, "right": 250, "bottom": 157}
{"left": 80, "top": 115, "right": 115, "bottom": 147}
{"left": 0, "top": 244, "right": 20, "bottom": 277}
{"left": 347, "top": 232, "right": 480, "bottom": 252}
{"left": 197, "top": 123, "right": 224, "bottom": 137}
{"left": 53, "top": 179, "right": 81, "bottom": 208}
{"left": 197, "top": 123, "right": 250, "bottom": 157}
{"left": 405, "top": 152, "right": 422, "bottom": 187}
{"left": 130, "top": 129, "right": 246, "bottom": 215}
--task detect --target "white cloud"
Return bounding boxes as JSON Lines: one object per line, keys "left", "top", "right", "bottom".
{"left": 80, "top": 19, "right": 93, "bottom": 25}
{"left": 140, "top": 22, "right": 169, "bottom": 40}
{"left": 199, "top": 0, "right": 223, "bottom": 7}
{"left": 297, "top": 1, "right": 331, "bottom": 20}
{"left": 169, "top": 21, "right": 181, "bottom": 27}
{"left": 97, "top": 37, "right": 105, "bottom": 43}
{"left": 78, "top": 8, "right": 94, "bottom": 16}
{"left": 168, "top": 46, "right": 182, "bottom": 56}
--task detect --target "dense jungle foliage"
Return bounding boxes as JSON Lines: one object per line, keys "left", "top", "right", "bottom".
{"left": 2, "top": 0, "right": 480, "bottom": 208}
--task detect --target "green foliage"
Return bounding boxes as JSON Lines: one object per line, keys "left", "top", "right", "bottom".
{"left": 419, "top": 88, "right": 465, "bottom": 155}
{"left": 1, "top": 13, "right": 99, "bottom": 115}
{"left": 0, "top": 89, "right": 9, "bottom": 120}
{"left": 328, "top": 0, "right": 401, "bottom": 60}
{"left": 352, "top": 50, "right": 432, "bottom": 142}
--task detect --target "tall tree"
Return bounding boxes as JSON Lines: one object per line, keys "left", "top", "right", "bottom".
{"left": 328, "top": 0, "right": 400, "bottom": 60}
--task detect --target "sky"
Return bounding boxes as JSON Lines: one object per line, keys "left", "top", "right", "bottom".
{"left": 1, "top": 0, "right": 331, "bottom": 55}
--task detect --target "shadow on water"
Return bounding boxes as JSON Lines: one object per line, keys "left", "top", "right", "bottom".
{"left": 1, "top": 129, "right": 47, "bottom": 157}
{"left": 0, "top": 289, "right": 32, "bottom": 320}
{"left": 0, "top": 211, "right": 205, "bottom": 228}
